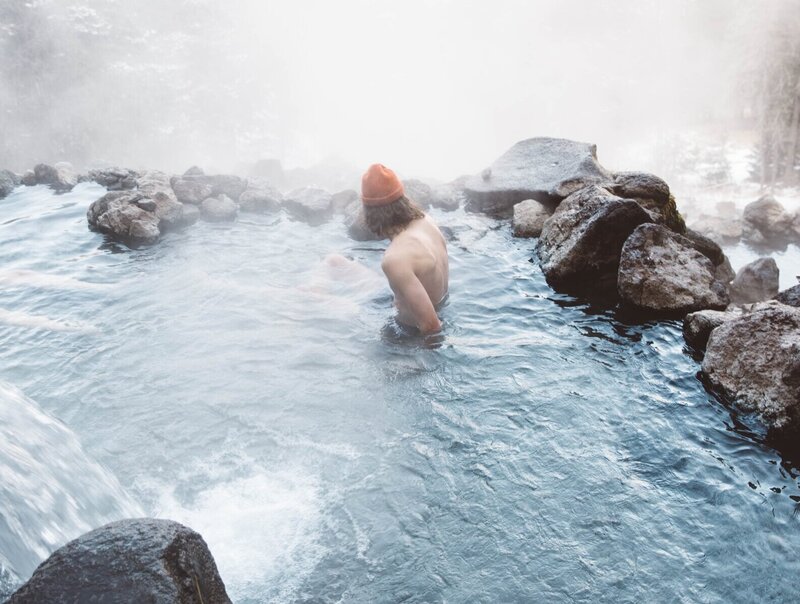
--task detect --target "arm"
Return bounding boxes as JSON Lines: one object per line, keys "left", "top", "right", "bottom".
{"left": 382, "top": 257, "right": 442, "bottom": 334}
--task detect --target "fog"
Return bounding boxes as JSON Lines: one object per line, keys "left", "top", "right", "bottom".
{"left": 0, "top": 0, "right": 787, "bottom": 180}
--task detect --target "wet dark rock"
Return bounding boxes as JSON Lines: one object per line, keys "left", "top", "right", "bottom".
{"left": 682, "top": 228, "right": 725, "bottom": 266}
{"left": 742, "top": 195, "right": 796, "bottom": 247}
{"left": 0, "top": 169, "right": 18, "bottom": 198}
{"left": 171, "top": 174, "right": 247, "bottom": 204}
{"left": 702, "top": 301, "right": 800, "bottom": 432}
{"left": 283, "top": 187, "right": 333, "bottom": 225}
{"left": 21, "top": 170, "right": 36, "bottom": 186}
{"left": 201, "top": 194, "right": 238, "bottom": 222}
{"left": 618, "top": 224, "right": 729, "bottom": 314}
{"left": 87, "top": 191, "right": 161, "bottom": 246}
{"left": 344, "top": 200, "right": 382, "bottom": 241}
{"left": 238, "top": 178, "right": 282, "bottom": 213}
{"left": 7, "top": 518, "right": 231, "bottom": 604}
{"left": 774, "top": 284, "right": 800, "bottom": 308}
{"left": 512, "top": 199, "right": 552, "bottom": 238}
{"left": 683, "top": 308, "right": 743, "bottom": 351}
{"left": 729, "top": 257, "right": 780, "bottom": 304}
{"left": 609, "top": 171, "right": 686, "bottom": 234}
{"left": 87, "top": 167, "right": 139, "bottom": 191}
{"left": 184, "top": 165, "right": 205, "bottom": 176}
{"left": 331, "top": 189, "right": 359, "bottom": 213}
{"left": 536, "top": 185, "right": 651, "bottom": 295}
{"left": 465, "top": 137, "right": 612, "bottom": 216}
{"left": 33, "top": 162, "right": 77, "bottom": 192}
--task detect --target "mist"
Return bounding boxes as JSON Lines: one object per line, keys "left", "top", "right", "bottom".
{"left": 0, "top": 0, "right": 788, "bottom": 180}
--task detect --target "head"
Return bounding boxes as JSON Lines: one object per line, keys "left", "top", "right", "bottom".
{"left": 361, "top": 163, "right": 424, "bottom": 238}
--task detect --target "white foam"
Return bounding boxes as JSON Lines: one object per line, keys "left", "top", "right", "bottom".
{"left": 153, "top": 470, "right": 328, "bottom": 602}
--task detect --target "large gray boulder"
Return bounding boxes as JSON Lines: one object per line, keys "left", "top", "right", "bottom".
{"left": 201, "top": 194, "right": 238, "bottom": 222}
{"left": 618, "top": 224, "right": 729, "bottom": 314}
{"left": 682, "top": 228, "right": 735, "bottom": 283}
{"left": 465, "top": 137, "right": 612, "bottom": 216}
{"left": 170, "top": 174, "right": 247, "bottom": 204}
{"left": 683, "top": 307, "right": 743, "bottom": 351}
{"left": 87, "top": 191, "right": 162, "bottom": 246}
{"left": 729, "top": 257, "right": 780, "bottom": 304}
{"left": 702, "top": 301, "right": 800, "bottom": 432}
{"left": 536, "top": 185, "right": 651, "bottom": 295}
{"left": 238, "top": 178, "right": 282, "bottom": 213}
{"left": 0, "top": 168, "right": 19, "bottom": 198}
{"left": 33, "top": 162, "right": 77, "bottom": 192}
{"left": 742, "top": 195, "right": 796, "bottom": 247}
{"left": 283, "top": 187, "right": 333, "bottom": 225}
{"left": 86, "top": 167, "right": 139, "bottom": 191}
{"left": 136, "top": 171, "right": 186, "bottom": 231}
{"left": 344, "top": 200, "right": 382, "bottom": 241}
{"left": 775, "top": 284, "right": 800, "bottom": 308}
{"left": 608, "top": 171, "right": 686, "bottom": 234}
{"left": 512, "top": 199, "right": 552, "bottom": 238}
{"left": 7, "top": 518, "right": 231, "bottom": 604}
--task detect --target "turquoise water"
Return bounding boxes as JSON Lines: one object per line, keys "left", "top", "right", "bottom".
{"left": 1, "top": 183, "right": 799, "bottom": 603}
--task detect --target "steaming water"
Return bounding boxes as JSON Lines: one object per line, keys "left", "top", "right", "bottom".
{"left": 1, "top": 183, "right": 799, "bottom": 603}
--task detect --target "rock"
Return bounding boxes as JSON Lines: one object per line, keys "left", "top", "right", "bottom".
{"left": 21, "top": 170, "right": 36, "bottom": 186}
{"left": 536, "top": 185, "right": 651, "bottom": 295}
{"left": 702, "top": 301, "right": 800, "bottom": 432}
{"left": 688, "top": 213, "right": 743, "bottom": 245}
{"left": 184, "top": 165, "right": 204, "bottom": 176}
{"left": 428, "top": 182, "right": 463, "bottom": 211}
{"left": 238, "top": 178, "right": 282, "bottom": 213}
{"left": 715, "top": 256, "right": 736, "bottom": 284}
{"left": 87, "top": 191, "right": 161, "bottom": 246}
{"left": 512, "top": 199, "right": 552, "bottom": 238}
{"left": 618, "top": 224, "right": 729, "bottom": 314}
{"left": 33, "top": 162, "right": 77, "bottom": 192}
{"left": 283, "top": 187, "right": 333, "bottom": 225}
{"left": 344, "top": 200, "right": 382, "bottom": 241}
{"left": 201, "top": 194, "right": 238, "bottom": 222}
{"left": 136, "top": 171, "right": 186, "bottom": 230}
{"left": 0, "top": 169, "right": 18, "bottom": 198}
{"left": 609, "top": 171, "right": 686, "bottom": 233}
{"left": 729, "top": 257, "right": 780, "bottom": 304}
{"left": 465, "top": 137, "right": 612, "bottom": 216}
{"left": 87, "top": 167, "right": 139, "bottom": 191}
{"left": 181, "top": 203, "right": 201, "bottom": 226}
{"left": 170, "top": 174, "right": 247, "bottom": 204}
{"left": 331, "top": 189, "right": 359, "bottom": 213}
{"left": 775, "top": 284, "right": 800, "bottom": 307}
{"left": 742, "top": 195, "right": 795, "bottom": 247}
{"left": 683, "top": 308, "right": 743, "bottom": 351}
{"left": 403, "top": 179, "right": 434, "bottom": 207}
{"left": 7, "top": 518, "right": 231, "bottom": 604}
{"left": 682, "top": 228, "right": 725, "bottom": 266}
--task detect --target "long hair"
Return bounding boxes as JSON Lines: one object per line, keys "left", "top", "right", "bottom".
{"left": 363, "top": 195, "right": 425, "bottom": 238}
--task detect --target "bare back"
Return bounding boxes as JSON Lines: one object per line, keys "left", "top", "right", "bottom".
{"left": 381, "top": 214, "right": 449, "bottom": 332}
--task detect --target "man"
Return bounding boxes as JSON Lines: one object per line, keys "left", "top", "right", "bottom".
{"left": 361, "top": 163, "right": 449, "bottom": 334}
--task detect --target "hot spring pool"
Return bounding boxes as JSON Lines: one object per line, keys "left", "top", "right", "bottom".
{"left": 1, "top": 182, "right": 799, "bottom": 602}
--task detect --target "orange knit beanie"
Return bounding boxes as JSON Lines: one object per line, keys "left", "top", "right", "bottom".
{"left": 361, "top": 164, "right": 404, "bottom": 206}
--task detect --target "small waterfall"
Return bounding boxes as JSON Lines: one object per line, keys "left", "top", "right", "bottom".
{"left": 0, "top": 382, "right": 143, "bottom": 593}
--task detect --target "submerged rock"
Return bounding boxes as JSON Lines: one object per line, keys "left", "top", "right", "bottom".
{"left": 512, "top": 199, "right": 552, "bottom": 238}
{"left": 536, "top": 185, "right": 651, "bottom": 295}
{"left": 87, "top": 167, "right": 139, "bottom": 191}
{"left": 0, "top": 169, "right": 19, "bottom": 198}
{"left": 702, "top": 301, "right": 800, "bottom": 432}
{"left": 742, "top": 195, "right": 796, "bottom": 247}
{"left": 201, "top": 194, "right": 238, "bottom": 222}
{"left": 33, "top": 162, "right": 77, "bottom": 192}
{"left": 238, "top": 178, "right": 282, "bottom": 213}
{"left": 775, "top": 284, "right": 800, "bottom": 308}
{"left": 609, "top": 171, "right": 686, "bottom": 234}
{"left": 729, "top": 257, "right": 780, "bottom": 304}
{"left": 7, "top": 518, "right": 231, "bottom": 604}
{"left": 618, "top": 224, "right": 729, "bottom": 314}
{"left": 344, "top": 200, "right": 382, "bottom": 241}
{"left": 87, "top": 191, "right": 162, "bottom": 246}
{"left": 465, "top": 137, "right": 612, "bottom": 216}
{"left": 683, "top": 307, "right": 743, "bottom": 351}
{"left": 283, "top": 187, "right": 333, "bottom": 225}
